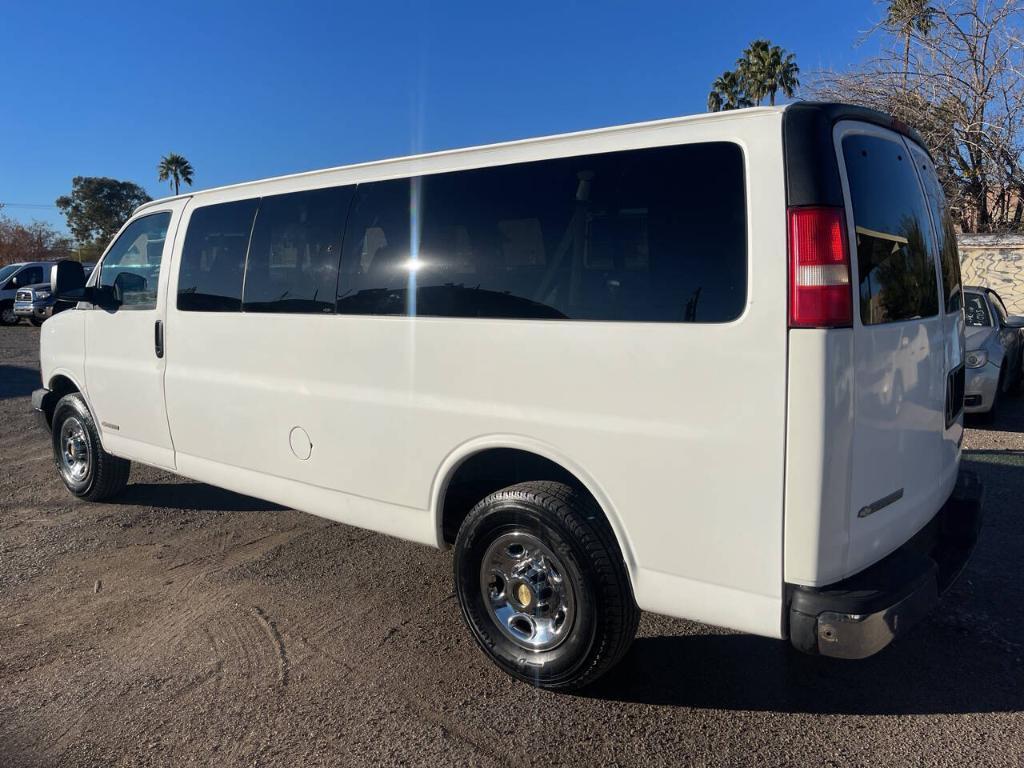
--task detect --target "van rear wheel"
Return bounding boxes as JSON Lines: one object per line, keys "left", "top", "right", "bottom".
{"left": 0, "top": 302, "right": 18, "bottom": 326}
{"left": 51, "top": 393, "right": 131, "bottom": 501}
{"left": 453, "top": 481, "right": 638, "bottom": 690}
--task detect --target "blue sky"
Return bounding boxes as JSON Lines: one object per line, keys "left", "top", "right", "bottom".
{"left": 0, "top": 0, "right": 884, "bottom": 235}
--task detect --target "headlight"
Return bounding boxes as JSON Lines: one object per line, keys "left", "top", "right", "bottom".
{"left": 965, "top": 350, "right": 988, "bottom": 369}
{"left": 34, "top": 289, "right": 51, "bottom": 300}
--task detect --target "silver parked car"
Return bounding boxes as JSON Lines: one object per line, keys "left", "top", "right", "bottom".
{"left": 963, "top": 286, "right": 1024, "bottom": 416}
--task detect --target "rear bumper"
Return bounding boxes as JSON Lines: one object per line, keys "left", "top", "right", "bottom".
{"left": 788, "top": 468, "right": 983, "bottom": 659}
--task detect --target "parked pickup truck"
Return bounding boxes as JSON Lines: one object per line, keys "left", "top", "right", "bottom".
{"left": 14, "top": 264, "right": 94, "bottom": 325}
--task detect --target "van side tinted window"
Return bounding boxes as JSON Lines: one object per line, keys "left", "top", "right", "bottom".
{"left": 338, "top": 143, "right": 747, "bottom": 322}
{"left": 178, "top": 200, "right": 258, "bottom": 312}
{"left": 242, "top": 187, "right": 353, "bottom": 314}
{"left": 842, "top": 134, "right": 939, "bottom": 325}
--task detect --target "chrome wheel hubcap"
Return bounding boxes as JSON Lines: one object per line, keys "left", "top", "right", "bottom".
{"left": 59, "top": 417, "right": 91, "bottom": 484}
{"left": 480, "top": 531, "right": 576, "bottom": 651}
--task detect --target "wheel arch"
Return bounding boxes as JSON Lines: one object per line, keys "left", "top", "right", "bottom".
{"left": 430, "top": 435, "right": 638, "bottom": 581}
{"left": 43, "top": 371, "right": 101, "bottom": 441}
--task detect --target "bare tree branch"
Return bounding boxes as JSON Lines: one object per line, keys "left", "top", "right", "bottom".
{"left": 811, "top": 0, "right": 1024, "bottom": 232}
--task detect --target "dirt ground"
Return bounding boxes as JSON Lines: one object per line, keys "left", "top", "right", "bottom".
{"left": 1, "top": 324, "right": 1022, "bottom": 767}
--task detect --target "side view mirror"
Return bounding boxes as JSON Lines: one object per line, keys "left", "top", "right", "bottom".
{"left": 51, "top": 260, "right": 87, "bottom": 301}
{"left": 1005, "top": 315, "right": 1024, "bottom": 329}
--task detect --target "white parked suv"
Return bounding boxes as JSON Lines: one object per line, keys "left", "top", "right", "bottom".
{"left": 33, "top": 102, "right": 982, "bottom": 689}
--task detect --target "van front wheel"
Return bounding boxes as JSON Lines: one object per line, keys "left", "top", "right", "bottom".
{"left": 51, "top": 393, "right": 131, "bottom": 501}
{"left": 453, "top": 481, "right": 638, "bottom": 690}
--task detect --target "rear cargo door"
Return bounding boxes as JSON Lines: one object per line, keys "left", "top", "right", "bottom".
{"left": 835, "top": 122, "right": 954, "bottom": 574}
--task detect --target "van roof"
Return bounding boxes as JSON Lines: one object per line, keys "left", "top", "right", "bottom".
{"left": 133, "top": 105, "right": 787, "bottom": 214}
{"left": 134, "top": 101, "right": 916, "bottom": 216}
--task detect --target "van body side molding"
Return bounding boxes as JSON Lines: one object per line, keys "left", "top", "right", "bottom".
{"left": 857, "top": 488, "right": 904, "bottom": 519}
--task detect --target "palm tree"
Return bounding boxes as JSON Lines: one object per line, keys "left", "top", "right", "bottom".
{"left": 737, "top": 40, "right": 799, "bottom": 106}
{"left": 764, "top": 45, "right": 800, "bottom": 106}
{"left": 885, "top": 0, "right": 936, "bottom": 88}
{"left": 157, "top": 153, "right": 195, "bottom": 196}
{"left": 738, "top": 40, "right": 773, "bottom": 106}
{"left": 707, "top": 71, "right": 752, "bottom": 112}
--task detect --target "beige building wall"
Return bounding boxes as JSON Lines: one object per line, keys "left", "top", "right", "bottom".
{"left": 959, "top": 234, "right": 1024, "bottom": 314}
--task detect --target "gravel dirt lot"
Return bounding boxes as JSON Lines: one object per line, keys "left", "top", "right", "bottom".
{"left": 1, "top": 324, "right": 1022, "bottom": 767}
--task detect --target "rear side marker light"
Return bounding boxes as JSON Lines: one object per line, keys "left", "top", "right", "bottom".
{"left": 788, "top": 206, "right": 853, "bottom": 328}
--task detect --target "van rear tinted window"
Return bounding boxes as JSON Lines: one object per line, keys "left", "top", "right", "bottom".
{"left": 178, "top": 200, "right": 259, "bottom": 312}
{"left": 338, "top": 142, "right": 747, "bottom": 322}
{"left": 911, "top": 145, "right": 962, "bottom": 313}
{"left": 842, "top": 133, "right": 939, "bottom": 325}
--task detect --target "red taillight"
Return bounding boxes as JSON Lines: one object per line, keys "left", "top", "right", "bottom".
{"left": 788, "top": 206, "right": 853, "bottom": 328}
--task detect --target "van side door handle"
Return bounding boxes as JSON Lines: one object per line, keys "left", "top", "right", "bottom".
{"left": 155, "top": 320, "right": 164, "bottom": 359}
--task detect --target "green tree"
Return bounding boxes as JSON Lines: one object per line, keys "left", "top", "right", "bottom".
{"left": 738, "top": 39, "right": 773, "bottom": 105}
{"left": 738, "top": 39, "right": 800, "bottom": 106}
{"left": 55, "top": 177, "right": 151, "bottom": 247}
{"left": 885, "top": 0, "right": 936, "bottom": 87}
{"left": 764, "top": 45, "right": 800, "bottom": 106}
{"left": 157, "top": 153, "right": 195, "bottom": 196}
{"left": 707, "top": 70, "right": 752, "bottom": 112}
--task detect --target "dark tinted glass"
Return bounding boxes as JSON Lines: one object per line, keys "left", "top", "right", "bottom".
{"left": 843, "top": 134, "right": 939, "bottom": 325}
{"left": 990, "top": 291, "right": 1008, "bottom": 323}
{"left": 178, "top": 200, "right": 258, "bottom": 312}
{"left": 913, "top": 148, "right": 962, "bottom": 313}
{"left": 337, "top": 143, "right": 746, "bottom": 322}
{"left": 20, "top": 266, "right": 44, "bottom": 285}
{"left": 242, "top": 187, "right": 353, "bottom": 313}
{"left": 98, "top": 213, "right": 171, "bottom": 309}
{"left": 964, "top": 293, "right": 991, "bottom": 327}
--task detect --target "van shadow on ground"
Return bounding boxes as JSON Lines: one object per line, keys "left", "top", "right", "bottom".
{"left": 582, "top": 454, "right": 1024, "bottom": 716}
{"left": 114, "top": 482, "right": 287, "bottom": 513}
{"left": 0, "top": 365, "right": 41, "bottom": 400}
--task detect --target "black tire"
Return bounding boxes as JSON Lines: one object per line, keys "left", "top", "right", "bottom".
{"left": 0, "top": 301, "right": 19, "bottom": 326}
{"left": 51, "top": 393, "right": 131, "bottom": 501}
{"left": 454, "top": 481, "right": 639, "bottom": 690}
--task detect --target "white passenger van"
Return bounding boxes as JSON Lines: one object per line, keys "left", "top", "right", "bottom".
{"left": 35, "top": 102, "right": 982, "bottom": 689}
